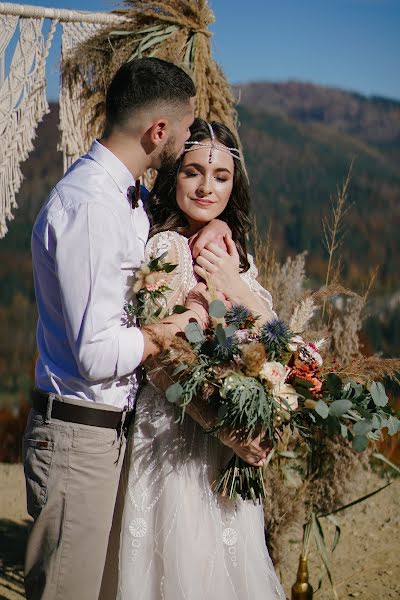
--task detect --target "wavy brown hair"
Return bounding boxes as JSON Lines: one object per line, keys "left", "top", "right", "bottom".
{"left": 147, "top": 118, "right": 252, "bottom": 272}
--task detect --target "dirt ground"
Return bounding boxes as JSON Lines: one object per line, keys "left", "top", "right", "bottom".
{"left": 0, "top": 463, "right": 399, "bottom": 600}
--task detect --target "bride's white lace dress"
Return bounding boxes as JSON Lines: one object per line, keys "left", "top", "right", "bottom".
{"left": 118, "top": 231, "right": 286, "bottom": 600}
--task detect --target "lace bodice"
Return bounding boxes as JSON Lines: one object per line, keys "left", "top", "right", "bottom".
{"left": 145, "top": 230, "right": 276, "bottom": 317}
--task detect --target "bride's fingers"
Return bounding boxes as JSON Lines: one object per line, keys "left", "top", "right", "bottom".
{"left": 203, "top": 242, "right": 228, "bottom": 258}
{"left": 193, "top": 264, "right": 208, "bottom": 280}
{"left": 196, "top": 255, "right": 216, "bottom": 272}
{"left": 199, "top": 248, "right": 223, "bottom": 265}
{"left": 224, "top": 234, "right": 239, "bottom": 259}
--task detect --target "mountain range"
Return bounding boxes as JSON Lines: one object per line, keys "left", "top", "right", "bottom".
{"left": 1, "top": 81, "right": 399, "bottom": 400}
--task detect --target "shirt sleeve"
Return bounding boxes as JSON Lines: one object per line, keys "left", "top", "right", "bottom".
{"left": 52, "top": 201, "right": 144, "bottom": 381}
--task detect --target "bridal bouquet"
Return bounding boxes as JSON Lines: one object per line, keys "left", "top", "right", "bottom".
{"left": 163, "top": 299, "right": 400, "bottom": 503}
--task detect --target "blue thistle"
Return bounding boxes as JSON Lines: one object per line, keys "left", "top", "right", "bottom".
{"left": 201, "top": 336, "right": 237, "bottom": 361}
{"left": 260, "top": 318, "right": 291, "bottom": 358}
{"left": 225, "top": 304, "right": 257, "bottom": 329}
{"left": 214, "top": 336, "right": 237, "bottom": 360}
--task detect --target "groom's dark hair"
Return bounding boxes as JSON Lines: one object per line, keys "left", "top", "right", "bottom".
{"left": 104, "top": 57, "right": 196, "bottom": 133}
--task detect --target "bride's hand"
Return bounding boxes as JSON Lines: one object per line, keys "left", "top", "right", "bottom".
{"left": 184, "top": 283, "right": 229, "bottom": 325}
{"left": 194, "top": 235, "right": 247, "bottom": 301}
{"left": 218, "top": 428, "right": 271, "bottom": 467}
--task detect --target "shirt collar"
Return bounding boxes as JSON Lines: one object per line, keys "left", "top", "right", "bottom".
{"left": 87, "top": 140, "right": 135, "bottom": 195}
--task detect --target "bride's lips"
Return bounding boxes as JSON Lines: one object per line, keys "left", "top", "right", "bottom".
{"left": 191, "top": 197, "right": 215, "bottom": 207}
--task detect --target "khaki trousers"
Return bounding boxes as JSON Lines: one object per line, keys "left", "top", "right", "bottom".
{"left": 23, "top": 397, "right": 128, "bottom": 600}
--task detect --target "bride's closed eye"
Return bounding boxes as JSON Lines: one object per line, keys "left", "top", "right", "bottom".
{"left": 182, "top": 169, "right": 199, "bottom": 178}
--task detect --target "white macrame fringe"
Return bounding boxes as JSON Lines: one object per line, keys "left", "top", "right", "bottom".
{"left": 59, "top": 21, "right": 104, "bottom": 171}
{"left": 0, "top": 3, "right": 128, "bottom": 238}
{"left": 0, "top": 17, "right": 57, "bottom": 237}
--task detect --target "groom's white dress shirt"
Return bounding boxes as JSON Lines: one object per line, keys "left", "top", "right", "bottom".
{"left": 32, "top": 140, "right": 150, "bottom": 408}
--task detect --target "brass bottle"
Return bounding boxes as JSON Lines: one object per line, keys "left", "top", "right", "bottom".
{"left": 291, "top": 555, "right": 313, "bottom": 600}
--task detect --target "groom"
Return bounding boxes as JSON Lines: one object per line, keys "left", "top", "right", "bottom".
{"left": 24, "top": 57, "right": 270, "bottom": 600}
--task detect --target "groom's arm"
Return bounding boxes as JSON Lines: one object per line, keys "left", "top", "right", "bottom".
{"left": 189, "top": 219, "right": 231, "bottom": 259}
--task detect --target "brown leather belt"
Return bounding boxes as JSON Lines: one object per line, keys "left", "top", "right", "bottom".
{"left": 31, "top": 388, "right": 135, "bottom": 431}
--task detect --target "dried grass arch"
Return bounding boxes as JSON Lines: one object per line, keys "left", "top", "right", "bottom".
{"left": 62, "top": 0, "right": 239, "bottom": 153}
{"left": 0, "top": 0, "right": 239, "bottom": 235}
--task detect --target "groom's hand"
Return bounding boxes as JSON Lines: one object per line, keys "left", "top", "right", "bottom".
{"left": 190, "top": 219, "right": 231, "bottom": 259}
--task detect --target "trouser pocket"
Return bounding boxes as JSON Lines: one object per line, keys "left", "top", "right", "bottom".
{"left": 23, "top": 438, "right": 55, "bottom": 519}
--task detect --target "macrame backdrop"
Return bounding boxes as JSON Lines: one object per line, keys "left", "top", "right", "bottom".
{"left": 0, "top": 13, "right": 57, "bottom": 237}
{"left": 59, "top": 21, "right": 104, "bottom": 172}
{"left": 0, "top": 0, "right": 238, "bottom": 237}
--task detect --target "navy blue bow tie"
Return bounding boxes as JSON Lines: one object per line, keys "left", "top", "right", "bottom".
{"left": 127, "top": 184, "right": 140, "bottom": 208}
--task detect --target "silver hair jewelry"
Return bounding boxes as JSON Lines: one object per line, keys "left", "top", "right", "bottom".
{"left": 184, "top": 122, "right": 242, "bottom": 163}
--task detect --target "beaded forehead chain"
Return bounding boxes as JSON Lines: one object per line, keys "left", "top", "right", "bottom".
{"left": 184, "top": 122, "right": 242, "bottom": 163}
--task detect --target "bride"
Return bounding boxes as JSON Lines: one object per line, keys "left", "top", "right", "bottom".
{"left": 118, "top": 119, "right": 286, "bottom": 600}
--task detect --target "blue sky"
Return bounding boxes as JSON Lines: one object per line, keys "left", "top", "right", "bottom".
{"left": 5, "top": 0, "right": 400, "bottom": 101}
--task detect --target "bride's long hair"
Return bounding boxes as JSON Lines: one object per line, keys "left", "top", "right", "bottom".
{"left": 147, "top": 118, "right": 252, "bottom": 272}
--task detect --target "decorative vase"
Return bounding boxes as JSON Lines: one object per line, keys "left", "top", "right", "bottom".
{"left": 291, "top": 555, "right": 313, "bottom": 600}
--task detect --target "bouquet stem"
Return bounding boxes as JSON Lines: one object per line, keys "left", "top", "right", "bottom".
{"left": 211, "top": 454, "right": 267, "bottom": 503}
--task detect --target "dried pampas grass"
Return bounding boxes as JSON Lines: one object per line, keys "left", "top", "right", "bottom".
{"left": 62, "top": 0, "right": 238, "bottom": 152}
{"left": 338, "top": 356, "right": 400, "bottom": 385}
{"left": 289, "top": 296, "right": 316, "bottom": 334}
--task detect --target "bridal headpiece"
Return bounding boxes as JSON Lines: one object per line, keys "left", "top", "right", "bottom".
{"left": 184, "top": 122, "right": 242, "bottom": 163}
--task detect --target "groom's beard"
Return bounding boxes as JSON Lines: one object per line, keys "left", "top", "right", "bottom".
{"left": 158, "top": 135, "right": 180, "bottom": 173}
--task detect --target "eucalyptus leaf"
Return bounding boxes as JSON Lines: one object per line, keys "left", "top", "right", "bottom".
{"left": 351, "top": 382, "right": 365, "bottom": 397}
{"left": 387, "top": 415, "right": 400, "bottom": 436}
{"left": 173, "top": 304, "right": 188, "bottom": 314}
{"left": 216, "top": 323, "right": 226, "bottom": 345}
{"left": 352, "top": 435, "right": 368, "bottom": 452}
{"left": 370, "top": 381, "right": 388, "bottom": 407}
{"left": 209, "top": 299, "right": 227, "bottom": 319}
{"left": 172, "top": 364, "right": 187, "bottom": 377}
{"left": 315, "top": 400, "right": 329, "bottom": 419}
{"left": 185, "top": 322, "right": 205, "bottom": 344}
{"left": 328, "top": 399, "right": 353, "bottom": 417}
{"left": 165, "top": 382, "right": 183, "bottom": 404}
{"left": 353, "top": 419, "right": 373, "bottom": 436}
{"left": 371, "top": 414, "right": 381, "bottom": 430}
{"left": 224, "top": 324, "right": 237, "bottom": 337}
{"left": 340, "top": 423, "right": 348, "bottom": 438}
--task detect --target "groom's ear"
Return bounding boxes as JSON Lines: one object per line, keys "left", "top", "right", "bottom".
{"left": 147, "top": 118, "right": 169, "bottom": 147}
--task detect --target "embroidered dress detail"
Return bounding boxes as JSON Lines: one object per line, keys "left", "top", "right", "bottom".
{"left": 118, "top": 232, "right": 284, "bottom": 600}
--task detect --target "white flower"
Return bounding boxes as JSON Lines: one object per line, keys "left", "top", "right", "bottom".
{"left": 288, "top": 335, "right": 305, "bottom": 352}
{"left": 259, "top": 361, "right": 286, "bottom": 387}
{"left": 234, "top": 329, "right": 252, "bottom": 344}
{"left": 133, "top": 263, "right": 151, "bottom": 293}
{"left": 299, "top": 343, "right": 323, "bottom": 366}
{"left": 272, "top": 382, "right": 299, "bottom": 410}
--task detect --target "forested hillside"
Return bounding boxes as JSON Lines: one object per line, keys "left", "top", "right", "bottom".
{"left": 1, "top": 82, "right": 399, "bottom": 410}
